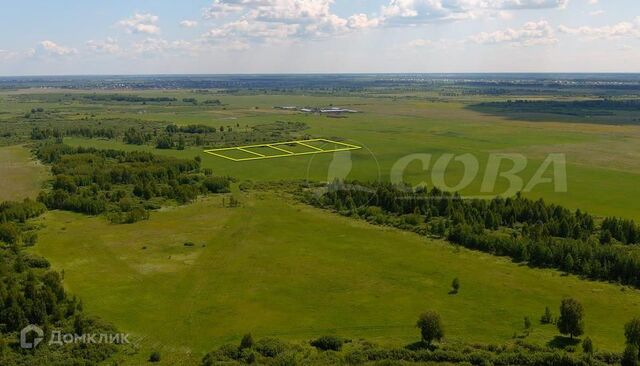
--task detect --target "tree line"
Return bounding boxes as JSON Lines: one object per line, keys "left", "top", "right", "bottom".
{"left": 82, "top": 94, "right": 177, "bottom": 103}
{"left": 31, "top": 126, "right": 117, "bottom": 140}
{"left": 124, "top": 121, "right": 309, "bottom": 150}
{"left": 307, "top": 182, "right": 640, "bottom": 288}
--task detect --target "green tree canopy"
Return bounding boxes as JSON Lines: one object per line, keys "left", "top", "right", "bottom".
{"left": 416, "top": 311, "right": 444, "bottom": 345}
{"left": 557, "top": 298, "right": 584, "bottom": 339}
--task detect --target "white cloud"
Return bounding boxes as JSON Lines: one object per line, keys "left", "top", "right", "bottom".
{"left": 200, "top": 0, "right": 384, "bottom": 46}
{"left": 180, "top": 20, "right": 199, "bottom": 28}
{"left": 86, "top": 38, "right": 120, "bottom": 54}
{"left": 131, "top": 38, "right": 169, "bottom": 54}
{"left": 589, "top": 10, "right": 603, "bottom": 16}
{"left": 382, "top": 0, "right": 568, "bottom": 24}
{"left": 222, "top": 40, "right": 251, "bottom": 51}
{"left": 497, "top": 11, "right": 514, "bottom": 20}
{"left": 408, "top": 38, "right": 432, "bottom": 47}
{"left": 347, "top": 14, "right": 381, "bottom": 29}
{"left": 203, "top": 0, "right": 341, "bottom": 24}
{"left": 0, "top": 49, "right": 19, "bottom": 61}
{"left": 117, "top": 13, "right": 160, "bottom": 34}
{"left": 131, "top": 38, "right": 203, "bottom": 56}
{"left": 470, "top": 20, "right": 557, "bottom": 46}
{"left": 499, "top": 0, "right": 568, "bottom": 10}
{"left": 38, "top": 40, "right": 78, "bottom": 56}
{"left": 203, "top": 0, "right": 246, "bottom": 18}
{"left": 558, "top": 18, "right": 640, "bottom": 39}
{"left": 203, "top": 20, "right": 299, "bottom": 42}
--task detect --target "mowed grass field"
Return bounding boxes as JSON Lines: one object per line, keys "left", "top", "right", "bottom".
{"left": 32, "top": 193, "right": 640, "bottom": 365}
{"left": 0, "top": 144, "right": 48, "bottom": 201}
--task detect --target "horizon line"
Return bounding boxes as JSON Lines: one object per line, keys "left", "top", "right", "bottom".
{"left": 2, "top": 71, "right": 640, "bottom": 78}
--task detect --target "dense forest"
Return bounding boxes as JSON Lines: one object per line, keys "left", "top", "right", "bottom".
{"left": 35, "top": 143, "right": 234, "bottom": 223}
{"left": 0, "top": 199, "right": 121, "bottom": 365}
{"left": 474, "top": 100, "right": 640, "bottom": 115}
{"left": 306, "top": 182, "right": 640, "bottom": 288}
{"left": 470, "top": 99, "right": 640, "bottom": 124}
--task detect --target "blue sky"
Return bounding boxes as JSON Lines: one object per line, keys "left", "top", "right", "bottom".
{"left": 0, "top": 0, "right": 638, "bottom": 75}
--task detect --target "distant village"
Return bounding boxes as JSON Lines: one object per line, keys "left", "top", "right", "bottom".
{"left": 274, "top": 105, "right": 360, "bottom": 114}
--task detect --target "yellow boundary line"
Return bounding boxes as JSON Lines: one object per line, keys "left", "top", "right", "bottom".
{"left": 237, "top": 147, "right": 265, "bottom": 157}
{"left": 204, "top": 138, "right": 361, "bottom": 162}
{"left": 267, "top": 145, "right": 295, "bottom": 155}
{"left": 297, "top": 141, "right": 324, "bottom": 151}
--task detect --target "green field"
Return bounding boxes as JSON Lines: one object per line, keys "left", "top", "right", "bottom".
{"left": 57, "top": 94, "right": 640, "bottom": 221}
{"left": 31, "top": 192, "right": 640, "bottom": 364}
{"left": 3, "top": 88, "right": 640, "bottom": 364}
{"left": 0, "top": 144, "right": 48, "bottom": 201}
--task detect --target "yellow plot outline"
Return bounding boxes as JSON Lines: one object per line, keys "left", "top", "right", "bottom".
{"left": 204, "top": 138, "right": 361, "bottom": 162}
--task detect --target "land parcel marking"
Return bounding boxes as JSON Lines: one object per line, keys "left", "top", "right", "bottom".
{"left": 204, "top": 138, "right": 361, "bottom": 162}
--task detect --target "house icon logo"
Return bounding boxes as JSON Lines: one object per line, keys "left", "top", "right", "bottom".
{"left": 20, "top": 324, "right": 44, "bottom": 349}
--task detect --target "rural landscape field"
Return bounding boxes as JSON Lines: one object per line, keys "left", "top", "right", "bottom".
{"left": 2, "top": 1, "right": 640, "bottom": 365}
{"left": 1, "top": 75, "right": 640, "bottom": 365}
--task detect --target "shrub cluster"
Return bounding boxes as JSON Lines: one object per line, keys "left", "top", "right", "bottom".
{"left": 202, "top": 336, "right": 619, "bottom": 366}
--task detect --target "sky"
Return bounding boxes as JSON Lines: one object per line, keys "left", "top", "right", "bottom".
{"left": 0, "top": 0, "right": 638, "bottom": 75}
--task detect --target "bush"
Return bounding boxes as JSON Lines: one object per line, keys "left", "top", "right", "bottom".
{"left": 239, "top": 348, "right": 257, "bottom": 364}
{"left": 625, "top": 318, "right": 640, "bottom": 347}
{"left": 582, "top": 337, "right": 593, "bottom": 355}
{"left": 24, "top": 254, "right": 51, "bottom": 268}
{"left": 310, "top": 335, "right": 343, "bottom": 351}
{"left": 255, "top": 337, "right": 287, "bottom": 358}
{"left": 155, "top": 135, "right": 173, "bottom": 149}
{"left": 203, "top": 176, "right": 231, "bottom": 193}
{"left": 22, "top": 231, "right": 38, "bottom": 246}
{"left": 622, "top": 344, "right": 639, "bottom": 366}
{"left": 451, "top": 278, "right": 460, "bottom": 293}
{"left": 541, "top": 306, "right": 554, "bottom": 324}
{"left": 148, "top": 351, "right": 161, "bottom": 362}
{"left": 0, "top": 222, "right": 20, "bottom": 244}
{"left": 416, "top": 311, "right": 444, "bottom": 345}
{"left": 240, "top": 333, "right": 254, "bottom": 349}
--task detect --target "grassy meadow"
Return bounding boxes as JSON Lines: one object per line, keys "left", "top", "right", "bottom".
{"left": 31, "top": 192, "right": 640, "bottom": 364}
{"left": 2, "top": 89, "right": 640, "bottom": 364}
{"left": 0, "top": 144, "right": 48, "bottom": 201}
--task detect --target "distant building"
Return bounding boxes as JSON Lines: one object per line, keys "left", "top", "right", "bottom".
{"left": 274, "top": 106, "right": 359, "bottom": 114}
{"left": 320, "top": 107, "right": 358, "bottom": 114}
